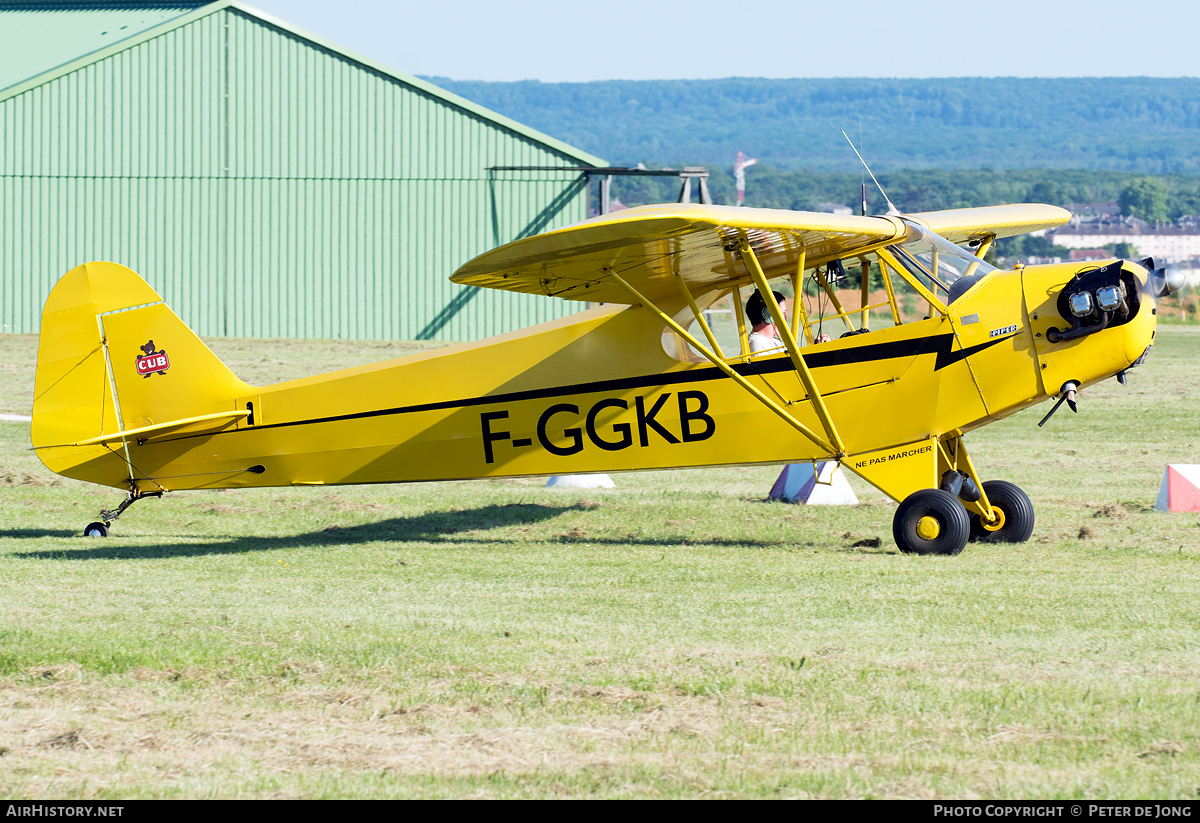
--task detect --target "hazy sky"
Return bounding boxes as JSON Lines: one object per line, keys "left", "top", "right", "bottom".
{"left": 249, "top": 0, "right": 1198, "bottom": 82}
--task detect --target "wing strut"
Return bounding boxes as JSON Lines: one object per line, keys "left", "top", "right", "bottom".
{"left": 790, "top": 248, "right": 811, "bottom": 344}
{"left": 605, "top": 269, "right": 839, "bottom": 457}
{"left": 878, "top": 256, "right": 902, "bottom": 327}
{"left": 974, "top": 234, "right": 996, "bottom": 265}
{"left": 673, "top": 272, "right": 724, "bottom": 360}
{"left": 738, "top": 237, "right": 847, "bottom": 456}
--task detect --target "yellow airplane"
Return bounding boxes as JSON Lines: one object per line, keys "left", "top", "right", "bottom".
{"left": 31, "top": 203, "right": 1172, "bottom": 555}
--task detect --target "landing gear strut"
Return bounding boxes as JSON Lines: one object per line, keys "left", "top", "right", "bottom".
{"left": 82, "top": 488, "right": 162, "bottom": 537}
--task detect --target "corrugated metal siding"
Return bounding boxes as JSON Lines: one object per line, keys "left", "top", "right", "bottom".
{"left": 0, "top": 6, "right": 590, "bottom": 341}
{"left": 1, "top": 13, "right": 227, "bottom": 179}
{"left": 0, "top": 2, "right": 203, "bottom": 93}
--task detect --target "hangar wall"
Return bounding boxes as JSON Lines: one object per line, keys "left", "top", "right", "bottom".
{"left": 0, "top": 2, "right": 600, "bottom": 341}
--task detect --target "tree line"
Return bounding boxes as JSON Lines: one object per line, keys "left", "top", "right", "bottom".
{"left": 607, "top": 167, "right": 1200, "bottom": 221}
{"left": 429, "top": 76, "right": 1200, "bottom": 174}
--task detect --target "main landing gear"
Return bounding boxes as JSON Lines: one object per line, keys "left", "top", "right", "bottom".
{"left": 893, "top": 489, "right": 971, "bottom": 556}
{"left": 893, "top": 480, "right": 1034, "bottom": 556}
{"left": 968, "top": 480, "right": 1035, "bottom": 544}
{"left": 82, "top": 489, "right": 162, "bottom": 537}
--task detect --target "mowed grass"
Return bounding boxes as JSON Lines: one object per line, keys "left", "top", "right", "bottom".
{"left": 1, "top": 329, "right": 1199, "bottom": 799}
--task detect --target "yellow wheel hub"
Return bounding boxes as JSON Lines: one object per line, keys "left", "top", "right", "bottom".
{"left": 980, "top": 507, "right": 1006, "bottom": 532}
{"left": 915, "top": 516, "right": 941, "bottom": 540}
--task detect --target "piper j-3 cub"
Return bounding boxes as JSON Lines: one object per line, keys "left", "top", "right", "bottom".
{"left": 32, "top": 203, "right": 1174, "bottom": 555}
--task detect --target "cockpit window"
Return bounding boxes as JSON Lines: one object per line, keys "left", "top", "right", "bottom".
{"left": 660, "top": 222, "right": 997, "bottom": 363}
{"left": 886, "top": 220, "right": 996, "bottom": 303}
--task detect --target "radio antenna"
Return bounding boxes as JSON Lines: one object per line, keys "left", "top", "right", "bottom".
{"left": 859, "top": 116, "right": 866, "bottom": 216}
{"left": 841, "top": 129, "right": 898, "bottom": 216}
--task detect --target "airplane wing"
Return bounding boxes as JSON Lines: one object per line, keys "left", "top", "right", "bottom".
{"left": 906, "top": 203, "right": 1071, "bottom": 245}
{"left": 450, "top": 204, "right": 906, "bottom": 305}
{"left": 452, "top": 202, "right": 1072, "bottom": 306}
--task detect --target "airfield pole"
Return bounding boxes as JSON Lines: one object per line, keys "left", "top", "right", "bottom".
{"left": 735, "top": 150, "right": 757, "bottom": 207}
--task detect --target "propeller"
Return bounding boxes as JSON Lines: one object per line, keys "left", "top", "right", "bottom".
{"left": 1148, "top": 265, "right": 1186, "bottom": 298}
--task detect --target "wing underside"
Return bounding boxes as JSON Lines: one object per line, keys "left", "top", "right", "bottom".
{"left": 451, "top": 203, "right": 1071, "bottom": 305}
{"left": 451, "top": 205, "right": 905, "bottom": 305}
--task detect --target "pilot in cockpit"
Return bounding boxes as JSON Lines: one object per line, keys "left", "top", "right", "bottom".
{"left": 746, "top": 290, "right": 831, "bottom": 354}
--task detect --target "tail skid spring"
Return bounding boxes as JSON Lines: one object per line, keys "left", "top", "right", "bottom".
{"left": 85, "top": 488, "right": 163, "bottom": 538}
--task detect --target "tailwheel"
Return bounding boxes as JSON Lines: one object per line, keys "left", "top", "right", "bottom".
{"left": 80, "top": 488, "right": 162, "bottom": 538}
{"left": 969, "top": 480, "right": 1035, "bottom": 544}
{"left": 893, "top": 489, "right": 970, "bottom": 556}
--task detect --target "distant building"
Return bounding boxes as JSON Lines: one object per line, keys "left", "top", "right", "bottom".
{"left": 1069, "top": 249, "right": 1111, "bottom": 262}
{"left": 589, "top": 198, "right": 630, "bottom": 217}
{"left": 1049, "top": 216, "right": 1200, "bottom": 264}
{"left": 817, "top": 202, "right": 853, "bottom": 215}
{"left": 1064, "top": 202, "right": 1120, "bottom": 219}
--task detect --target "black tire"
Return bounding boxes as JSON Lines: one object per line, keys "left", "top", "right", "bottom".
{"left": 893, "top": 489, "right": 970, "bottom": 556}
{"left": 84, "top": 521, "right": 108, "bottom": 538}
{"left": 969, "top": 480, "right": 1035, "bottom": 544}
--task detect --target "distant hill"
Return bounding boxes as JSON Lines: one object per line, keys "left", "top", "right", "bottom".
{"left": 424, "top": 77, "right": 1200, "bottom": 174}
{"left": 578, "top": 165, "right": 1200, "bottom": 220}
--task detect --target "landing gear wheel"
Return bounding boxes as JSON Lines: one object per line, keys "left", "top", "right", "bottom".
{"left": 84, "top": 522, "right": 109, "bottom": 538}
{"left": 893, "top": 489, "right": 970, "bottom": 556}
{"left": 969, "top": 480, "right": 1035, "bottom": 544}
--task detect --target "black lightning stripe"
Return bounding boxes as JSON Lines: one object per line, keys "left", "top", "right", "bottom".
{"left": 169, "top": 332, "right": 1015, "bottom": 440}
{"left": 933, "top": 333, "right": 1016, "bottom": 371}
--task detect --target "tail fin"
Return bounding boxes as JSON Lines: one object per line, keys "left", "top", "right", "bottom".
{"left": 32, "top": 262, "right": 253, "bottom": 490}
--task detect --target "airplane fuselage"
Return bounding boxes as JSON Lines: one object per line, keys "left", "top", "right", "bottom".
{"left": 43, "top": 259, "right": 1153, "bottom": 504}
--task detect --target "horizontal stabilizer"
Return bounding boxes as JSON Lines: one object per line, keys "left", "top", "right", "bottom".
{"left": 38, "top": 409, "right": 249, "bottom": 449}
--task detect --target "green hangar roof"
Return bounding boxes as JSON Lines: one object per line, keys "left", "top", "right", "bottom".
{"left": 0, "top": 0, "right": 604, "bottom": 166}
{"left": 0, "top": 2, "right": 209, "bottom": 93}
{"left": 0, "top": 1, "right": 605, "bottom": 341}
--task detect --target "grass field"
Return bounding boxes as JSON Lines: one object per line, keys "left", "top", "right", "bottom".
{"left": 1, "top": 329, "right": 1199, "bottom": 799}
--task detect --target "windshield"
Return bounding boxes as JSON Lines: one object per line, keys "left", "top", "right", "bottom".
{"left": 886, "top": 220, "right": 996, "bottom": 303}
